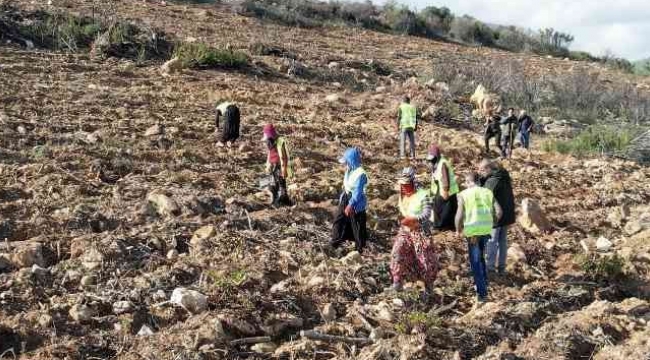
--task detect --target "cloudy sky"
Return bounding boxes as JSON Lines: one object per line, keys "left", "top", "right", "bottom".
{"left": 379, "top": 0, "right": 650, "bottom": 60}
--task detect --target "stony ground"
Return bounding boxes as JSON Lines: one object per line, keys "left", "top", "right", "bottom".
{"left": 1, "top": 1, "right": 650, "bottom": 359}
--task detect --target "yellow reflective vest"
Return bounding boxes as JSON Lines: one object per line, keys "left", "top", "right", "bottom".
{"left": 431, "top": 157, "right": 459, "bottom": 196}
{"left": 399, "top": 103, "right": 417, "bottom": 130}
{"left": 459, "top": 186, "right": 494, "bottom": 237}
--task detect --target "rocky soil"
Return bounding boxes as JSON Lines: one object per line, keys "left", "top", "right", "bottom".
{"left": 1, "top": 0, "right": 649, "bottom": 359}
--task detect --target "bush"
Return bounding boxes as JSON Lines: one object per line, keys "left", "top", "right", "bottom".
{"left": 575, "top": 254, "right": 627, "bottom": 283}
{"left": 173, "top": 42, "right": 248, "bottom": 69}
{"left": 0, "top": 5, "right": 171, "bottom": 59}
{"left": 541, "top": 125, "right": 636, "bottom": 157}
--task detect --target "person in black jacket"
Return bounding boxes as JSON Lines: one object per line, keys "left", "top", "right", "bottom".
{"left": 478, "top": 158, "right": 516, "bottom": 274}
{"left": 483, "top": 114, "right": 502, "bottom": 154}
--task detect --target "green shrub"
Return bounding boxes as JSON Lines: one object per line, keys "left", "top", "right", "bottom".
{"left": 542, "top": 126, "right": 635, "bottom": 157}
{"left": 173, "top": 42, "right": 248, "bottom": 69}
{"left": 575, "top": 254, "right": 626, "bottom": 282}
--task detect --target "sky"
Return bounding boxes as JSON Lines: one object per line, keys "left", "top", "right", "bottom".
{"left": 377, "top": 0, "right": 650, "bottom": 61}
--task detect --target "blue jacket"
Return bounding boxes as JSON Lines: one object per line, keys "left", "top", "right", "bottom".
{"left": 342, "top": 148, "right": 368, "bottom": 213}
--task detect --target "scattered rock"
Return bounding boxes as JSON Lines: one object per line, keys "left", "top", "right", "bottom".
{"left": 31, "top": 264, "right": 49, "bottom": 277}
{"left": 252, "top": 342, "right": 277, "bottom": 354}
{"left": 38, "top": 314, "right": 52, "bottom": 328}
{"left": 321, "top": 303, "right": 337, "bottom": 322}
{"left": 170, "top": 288, "right": 208, "bottom": 314}
{"left": 375, "top": 86, "right": 387, "bottom": 93}
{"left": 624, "top": 220, "right": 643, "bottom": 235}
{"left": 166, "top": 249, "right": 179, "bottom": 260}
{"left": 325, "top": 94, "right": 341, "bottom": 103}
{"left": 82, "top": 247, "right": 104, "bottom": 270}
{"left": 69, "top": 304, "right": 94, "bottom": 323}
{"left": 307, "top": 276, "right": 326, "bottom": 288}
{"left": 160, "top": 57, "right": 182, "bottom": 76}
{"left": 0, "top": 256, "right": 12, "bottom": 272}
{"left": 191, "top": 225, "right": 216, "bottom": 248}
{"left": 147, "top": 192, "right": 180, "bottom": 217}
{"left": 218, "top": 314, "right": 257, "bottom": 335}
{"left": 137, "top": 324, "right": 155, "bottom": 336}
{"left": 80, "top": 275, "right": 96, "bottom": 286}
{"left": 340, "top": 251, "right": 362, "bottom": 266}
{"left": 144, "top": 124, "right": 164, "bottom": 137}
{"left": 17, "top": 125, "right": 27, "bottom": 134}
{"left": 507, "top": 243, "right": 527, "bottom": 265}
{"left": 518, "top": 198, "right": 553, "bottom": 233}
{"left": 113, "top": 301, "right": 135, "bottom": 315}
{"left": 270, "top": 280, "right": 289, "bottom": 293}
{"left": 596, "top": 237, "right": 613, "bottom": 252}
{"left": 11, "top": 242, "right": 45, "bottom": 268}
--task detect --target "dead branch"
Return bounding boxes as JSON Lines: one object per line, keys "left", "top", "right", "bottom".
{"left": 300, "top": 330, "right": 372, "bottom": 345}
{"left": 229, "top": 336, "right": 272, "bottom": 346}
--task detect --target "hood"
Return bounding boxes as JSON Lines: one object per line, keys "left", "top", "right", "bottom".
{"left": 341, "top": 147, "right": 362, "bottom": 169}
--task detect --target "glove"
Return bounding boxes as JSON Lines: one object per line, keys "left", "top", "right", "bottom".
{"left": 400, "top": 217, "right": 419, "bottom": 229}
{"left": 344, "top": 205, "right": 355, "bottom": 217}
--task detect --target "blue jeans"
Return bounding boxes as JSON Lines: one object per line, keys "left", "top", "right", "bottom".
{"left": 487, "top": 226, "right": 508, "bottom": 273}
{"left": 519, "top": 131, "right": 530, "bottom": 149}
{"left": 467, "top": 235, "right": 489, "bottom": 300}
{"left": 400, "top": 129, "right": 416, "bottom": 158}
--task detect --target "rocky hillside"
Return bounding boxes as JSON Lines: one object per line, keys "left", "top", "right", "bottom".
{"left": 0, "top": 1, "right": 649, "bottom": 359}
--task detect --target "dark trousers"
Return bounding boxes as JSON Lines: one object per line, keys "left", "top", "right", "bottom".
{"left": 467, "top": 235, "right": 489, "bottom": 300}
{"left": 432, "top": 193, "right": 457, "bottom": 231}
{"left": 270, "top": 165, "right": 291, "bottom": 206}
{"left": 331, "top": 193, "right": 368, "bottom": 253}
{"left": 484, "top": 129, "right": 502, "bottom": 153}
{"left": 220, "top": 105, "right": 240, "bottom": 143}
{"left": 500, "top": 135, "right": 512, "bottom": 158}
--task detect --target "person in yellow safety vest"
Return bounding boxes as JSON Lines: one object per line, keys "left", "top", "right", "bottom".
{"left": 426, "top": 145, "right": 460, "bottom": 231}
{"left": 396, "top": 96, "right": 418, "bottom": 159}
{"left": 215, "top": 101, "right": 240, "bottom": 147}
{"left": 455, "top": 172, "right": 503, "bottom": 306}
{"left": 262, "top": 123, "right": 292, "bottom": 207}
{"left": 389, "top": 167, "right": 438, "bottom": 297}
{"left": 331, "top": 147, "right": 369, "bottom": 254}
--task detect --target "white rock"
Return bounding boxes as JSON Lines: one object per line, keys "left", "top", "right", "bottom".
{"left": 340, "top": 251, "right": 362, "bottom": 266}
{"left": 507, "top": 243, "right": 527, "bottom": 264}
{"left": 31, "top": 264, "right": 49, "bottom": 277}
{"left": 69, "top": 304, "right": 94, "bottom": 323}
{"left": 325, "top": 94, "right": 341, "bottom": 103}
{"left": 251, "top": 342, "right": 277, "bottom": 354}
{"left": 307, "top": 276, "right": 326, "bottom": 288}
{"left": 166, "top": 249, "right": 179, "bottom": 260}
{"left": 518, "top": 198, "right": 553, "bottom": 234}
{"left": 17, "top": 125, "right": 27, "bottom": 134}
{"left": 82, "top": 247, "right": 103, "bottom": 270}
{"left": 170, "top": 287, "right": 208, "bottom": 314}
{"left": 596, "top": 237, "right": 613, "bottom": 252}
{"left": 11, "top": 243, "right": 45, "bottom": 268}
{"left": 137, "top": 324, "right": 155, "bottom": 336}
{"left": 113, "top": 301, "right": 135, "bottom": 315}
{"left": 80, "top": 275, "right": 96, "bottom": 286}
{"left": 144, "top": 124, "right": 163, "bottom": 137}
{"left": 321, "top": 303, "right": 337, "bottom": 322}
{"left": 270, "top": 280, "right": 289, "bottom": 293}
{"left": 147, "top": 192, "right": 180, "bottom": 217}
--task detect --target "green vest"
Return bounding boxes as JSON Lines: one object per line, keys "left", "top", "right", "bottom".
{"left": 344, "top": 167, "right": 367, "bottom": 194}
{"left": 267, "top": 136, "right": 293, "bottom": 178}
{"left": 399, "top": 103, "right": 417, "bottom": 130}
{"left": 431, "top": 157, "right": 459, "bottom": 196}
{"left": 459, "top": 186, "right": 494, "bottom": 237}
{"left": 398, "top": 189, "right": 429, "bottom": 218}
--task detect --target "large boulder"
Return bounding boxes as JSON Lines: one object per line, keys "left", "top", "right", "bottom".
{"left": 518, "top": 198, "right": 553, "bottom": 234}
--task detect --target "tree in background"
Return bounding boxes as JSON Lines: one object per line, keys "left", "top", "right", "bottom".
{"left": 418, "top": 6, "right": 454, "bottom": 37}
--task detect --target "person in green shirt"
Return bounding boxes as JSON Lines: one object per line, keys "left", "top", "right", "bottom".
{"left": 396, "top": 96, "right": 418, "bottom": 159}
{"left": 455, "top": 172, "right": 503, "bottom": 305}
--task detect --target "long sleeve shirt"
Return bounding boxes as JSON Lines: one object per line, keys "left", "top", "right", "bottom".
{"left": 347, "top": 173, "right": 368, "bottom": 213}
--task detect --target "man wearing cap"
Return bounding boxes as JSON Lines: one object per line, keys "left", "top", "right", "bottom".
{"left": 215, "top": 101, "right": 240, "bottom": 147}
{"left": 397, "top": 96, "right": 418, "bottom": 159}
{"left": 426, "top": 145, "right": 459, "bottom": 231}
{"left": 331, "top": 147, "right": 369, "bottom": 253}
{"left": 390, "top": 167, "right": 437, "bottom": 296}
{"left": 263, "top": 124, "right": 292, "bottom": 207}
{"left": 455, "top": 172, "right": 503, "bottom": 305}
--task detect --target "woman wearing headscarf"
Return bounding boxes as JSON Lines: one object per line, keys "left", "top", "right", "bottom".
{"left": 216, "top": 101, "right": 240, "bottom": 147}
{"left": 262, "top": 124, "right": 292, "bottom": 207}
{"left": 427, "top": 144, "right": 459, "bottom": 231}
{"left": 331, "top": 147, "right": 369, "bottom": 253}
{"left": 390, "top": 167, "right": 438, "bottom": 295}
